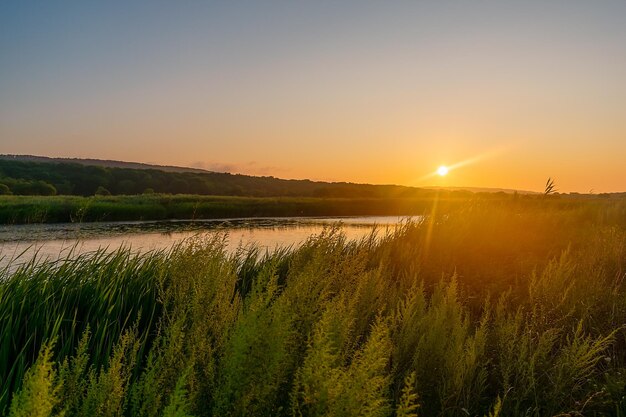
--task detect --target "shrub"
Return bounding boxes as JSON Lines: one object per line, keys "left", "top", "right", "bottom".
{"left": 95, "top": 186, "right": 111, "bottom": 196}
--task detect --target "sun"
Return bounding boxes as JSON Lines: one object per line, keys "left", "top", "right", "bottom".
{"left": 437, "top": 165, "right": 449, "bottom": 176}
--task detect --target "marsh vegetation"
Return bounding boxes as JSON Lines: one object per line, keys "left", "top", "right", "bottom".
{"left": 0, "top": 194, "right": 466, "bottom": 224}
{"left": 2, "top": 199, "right": 626, "bottom": 416}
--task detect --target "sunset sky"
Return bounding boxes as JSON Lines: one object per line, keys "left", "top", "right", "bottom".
{"left": 1, "top": 1, "right": 625, "bottom": 192}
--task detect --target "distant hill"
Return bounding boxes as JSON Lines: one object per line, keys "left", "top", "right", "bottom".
{"left": 0, "top": 154, "right": 208, "bottom": 174}
{"left": 0, "top": 155, "right": 440, "bottom": 198}
{"left": 0, "top": 154, "right": 566, "bottom": 198}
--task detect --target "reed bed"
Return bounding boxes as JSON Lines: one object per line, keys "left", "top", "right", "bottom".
{"left": 2, "top": 200, "right": 626, "bottom": 416}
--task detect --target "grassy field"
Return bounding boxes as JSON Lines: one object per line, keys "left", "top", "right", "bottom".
{"left": 2, "top": 198, "right": 626, "bottom": 416}
{"left": 0, "top": 193, "right": 483, "bottom": 224}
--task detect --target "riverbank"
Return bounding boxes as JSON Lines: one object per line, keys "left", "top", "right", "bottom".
{"left": 0, "top": 192, "right": 622, "bottom": 225}
{"left": 0, "top": 194, "right": 471, "bottom": 224}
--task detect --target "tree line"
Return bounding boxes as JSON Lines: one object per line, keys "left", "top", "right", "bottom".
{"left": 0, "top": 159, "right": 448, "bottom": 198}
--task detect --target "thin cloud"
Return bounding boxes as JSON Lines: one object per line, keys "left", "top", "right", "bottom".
{"left": 190, "top": 161, "right": 288, "bottom": 176}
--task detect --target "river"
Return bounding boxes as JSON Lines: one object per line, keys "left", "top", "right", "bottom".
{"left": 0, "top": 216, "right": 417, "bottom": 270}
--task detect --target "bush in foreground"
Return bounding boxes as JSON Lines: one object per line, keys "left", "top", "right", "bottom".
{"left": 2, "top": 201, "right": 626, "bottom": 416}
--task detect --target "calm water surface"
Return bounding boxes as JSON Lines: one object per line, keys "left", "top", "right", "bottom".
{"left": 0, "top": 216, "right": 417, "bottom": 269}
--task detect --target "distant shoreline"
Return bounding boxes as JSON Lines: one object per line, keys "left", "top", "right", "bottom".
{"left": 0, "top": 194, "right": 443, "bottom": 225}
{"left": 0, "top": 192, "right": 609, "bottom": 225}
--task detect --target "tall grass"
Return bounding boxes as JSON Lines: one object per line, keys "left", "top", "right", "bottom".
{"left": 2, "top": 200, "right": 626, "bottom": 415}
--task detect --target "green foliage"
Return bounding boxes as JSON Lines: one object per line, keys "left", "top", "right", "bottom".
{"left": 0, "top": 249, "right": 162, "bottom": 413}
{"left": 391, "top": 279, "right": 489, "bottom": 415}
{"left": 79, "top": 329, "right": 139, "bottom": 417}
{"left": 162, "top": 371, "right": 194, "bottom": 417}
{"left": 291, "top": 303, "right": 392, "bottom": 417}
{"left": 0, "top": 176, "right": 57, "bottom": 196}
{"left": 8, "top": 343, "right": 61, "bottom": 417}
{"left": 57, "top": 328, "right": 91, "bottom": 415}
{"left": 396, "top": 373, "right": 419, "bottom": 417}
{"left": 2, "top": 201, "right": 626, "bottom": 415}
{"left": 483, "top": 397, "right": 502, "bottom": 417}
{"left": 213, "top": 262, "right": 295, "bottom": 416}
{"left": 94, "top": 186, "right": 111, "bottom": 196}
